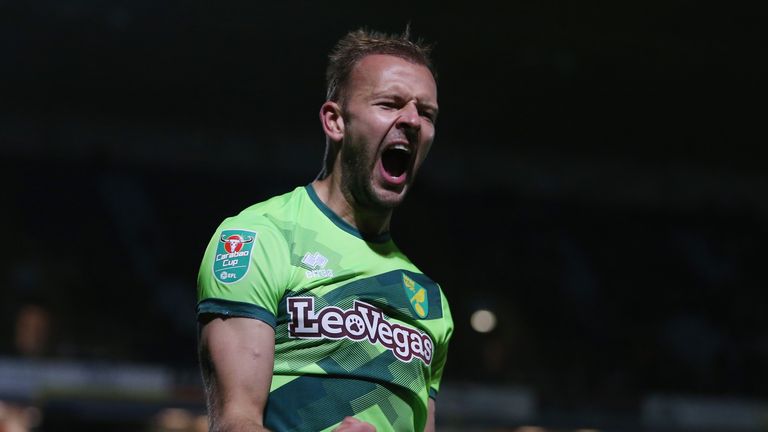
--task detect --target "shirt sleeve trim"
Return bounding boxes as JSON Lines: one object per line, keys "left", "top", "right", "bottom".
{"left": 197, "top": 298, "right": 276, "bottom": 328}
{"left": 429, "top": 387, "right": 439, "bottom": 400}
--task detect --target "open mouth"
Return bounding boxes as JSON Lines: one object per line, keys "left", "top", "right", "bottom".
{"left": 381, "top": 145, "right": 412, "bottom": 179}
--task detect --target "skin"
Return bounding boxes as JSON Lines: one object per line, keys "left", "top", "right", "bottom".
{"left": 199, "top": 317, "right": 275, "bottom": 431}
{"left": 199, "top": 54, "right": 440, "bottom": 431}
{"left": 315, "top": 54, "right": 439, "bottom": 237}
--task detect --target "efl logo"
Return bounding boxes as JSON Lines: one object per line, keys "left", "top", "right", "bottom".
{"left": 287, "top": 297, "right": 433, "bottom": 365}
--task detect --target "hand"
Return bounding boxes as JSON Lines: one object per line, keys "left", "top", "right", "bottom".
{"left": 332, "top": 416, "right": 377, "bottom": 431}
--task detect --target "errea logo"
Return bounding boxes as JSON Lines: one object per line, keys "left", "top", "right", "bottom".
{"left": 302, "top": 252, "right": 334, "bottom": 279}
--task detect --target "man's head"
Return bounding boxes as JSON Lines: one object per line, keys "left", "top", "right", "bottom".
{"left": 319, "top": 28, "right": 439, "bottom": 213}
{"left": 325, "top": 27, "right": 437, "bottom": 105}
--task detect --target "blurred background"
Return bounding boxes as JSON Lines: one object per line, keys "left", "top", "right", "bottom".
{"left": 1, "top": 1, "right": 766, "bottom": 431}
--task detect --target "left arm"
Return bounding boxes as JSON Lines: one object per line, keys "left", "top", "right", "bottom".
{"left": 424, "top": 398, "right": 436, "bottom": 432}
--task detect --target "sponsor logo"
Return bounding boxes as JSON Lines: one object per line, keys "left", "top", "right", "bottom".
{"left": 301, "top": 252, "right": 334, "bottom": 279}
{"left": 287, "top": 297, "right": 433, "bottom": 365}
{"left": 213, "top": 229, "right": 257, "bottom": 283}
{"left": 403, "top": 274, "right": 429, "bottom": 318}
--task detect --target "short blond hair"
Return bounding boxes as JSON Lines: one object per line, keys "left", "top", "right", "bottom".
{"left": 325, "top": 26, "right": 436, "bottom": 104}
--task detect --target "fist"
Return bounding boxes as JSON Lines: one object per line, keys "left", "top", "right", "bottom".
{"left": 332, "top": 416, "right": 377, "bottom": 432}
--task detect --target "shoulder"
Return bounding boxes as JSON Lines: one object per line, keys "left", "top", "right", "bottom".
{"left": 233, "top": 186, "right": 306, "bottom": 222}
{"left": 200, "top": 187, "right": 312, "bottom": 266}
{"left": 218, "top": 186, "right": 308, "bottom": 235}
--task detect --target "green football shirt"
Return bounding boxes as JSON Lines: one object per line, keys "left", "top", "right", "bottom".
{"left": 197, "top": 184, "right": 453, "bottom": 432}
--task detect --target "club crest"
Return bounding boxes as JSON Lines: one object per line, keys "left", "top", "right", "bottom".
{"left": 402, "top": 273, "right": 429, "bottom": 318}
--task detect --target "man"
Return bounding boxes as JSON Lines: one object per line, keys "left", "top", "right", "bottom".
{"left": 197, "top": 28, "right": 453, "bottom": 432}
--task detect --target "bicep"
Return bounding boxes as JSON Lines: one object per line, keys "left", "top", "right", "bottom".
{"left": 199, "top": 316, "right": 275, "bottom": 428}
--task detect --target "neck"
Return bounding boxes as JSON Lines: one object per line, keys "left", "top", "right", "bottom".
{"left": 311, "top": 178, "right": 392, "bottom": 237}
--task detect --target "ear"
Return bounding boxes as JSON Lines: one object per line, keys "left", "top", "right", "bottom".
{"left": 320, "top": 101, "right": 344, "bottom": 142}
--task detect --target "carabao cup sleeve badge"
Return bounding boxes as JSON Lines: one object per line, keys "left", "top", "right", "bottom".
{"left": 213, "top": 229, "right": 258, "bottom": 284}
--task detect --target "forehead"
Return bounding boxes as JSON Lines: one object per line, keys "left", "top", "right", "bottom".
{"left": 347, "top": 54, "right": 437, "bottom": 101}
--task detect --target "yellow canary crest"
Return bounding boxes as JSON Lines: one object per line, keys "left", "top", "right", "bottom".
{"left": 402, "top": 274, "right": 429, "bottom": 318}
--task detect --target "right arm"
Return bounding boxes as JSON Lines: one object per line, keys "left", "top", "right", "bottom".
{"left": 199, "top": 315, "right": 276, "bottom": 432}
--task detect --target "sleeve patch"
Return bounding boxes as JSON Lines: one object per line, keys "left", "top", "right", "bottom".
{"left": 213, "top": 229, "right": 258, "bottom": 283}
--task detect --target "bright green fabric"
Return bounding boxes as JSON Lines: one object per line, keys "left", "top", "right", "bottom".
{"left": 198, "top": 185, "right": 453, "bottom": 431}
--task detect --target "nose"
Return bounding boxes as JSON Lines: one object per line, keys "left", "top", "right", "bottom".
{"left": 396, "top": 102, "right": 421, "bottom": 131}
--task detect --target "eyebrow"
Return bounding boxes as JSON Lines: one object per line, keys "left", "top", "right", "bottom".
{"left": 372, "top": 91, "right": 439, "bottom": 113}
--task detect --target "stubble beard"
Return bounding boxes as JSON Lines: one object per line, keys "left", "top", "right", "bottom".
{"left": 340, "top": 141, "right": 401, "bottom": 213}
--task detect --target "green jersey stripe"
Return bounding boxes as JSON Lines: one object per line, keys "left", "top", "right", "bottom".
{"left": 264, "top": 374, "right": 420, "bottom": 432}
{"left": 304, "top": 185, "right": 391, "bottom": 243}
{"left": 197, "top": 298, "right": 276, "bottom": 328}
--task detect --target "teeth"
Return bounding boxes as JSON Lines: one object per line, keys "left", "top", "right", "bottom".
{"left": 392, "top": 144, "right": 411, "bottom": 154}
